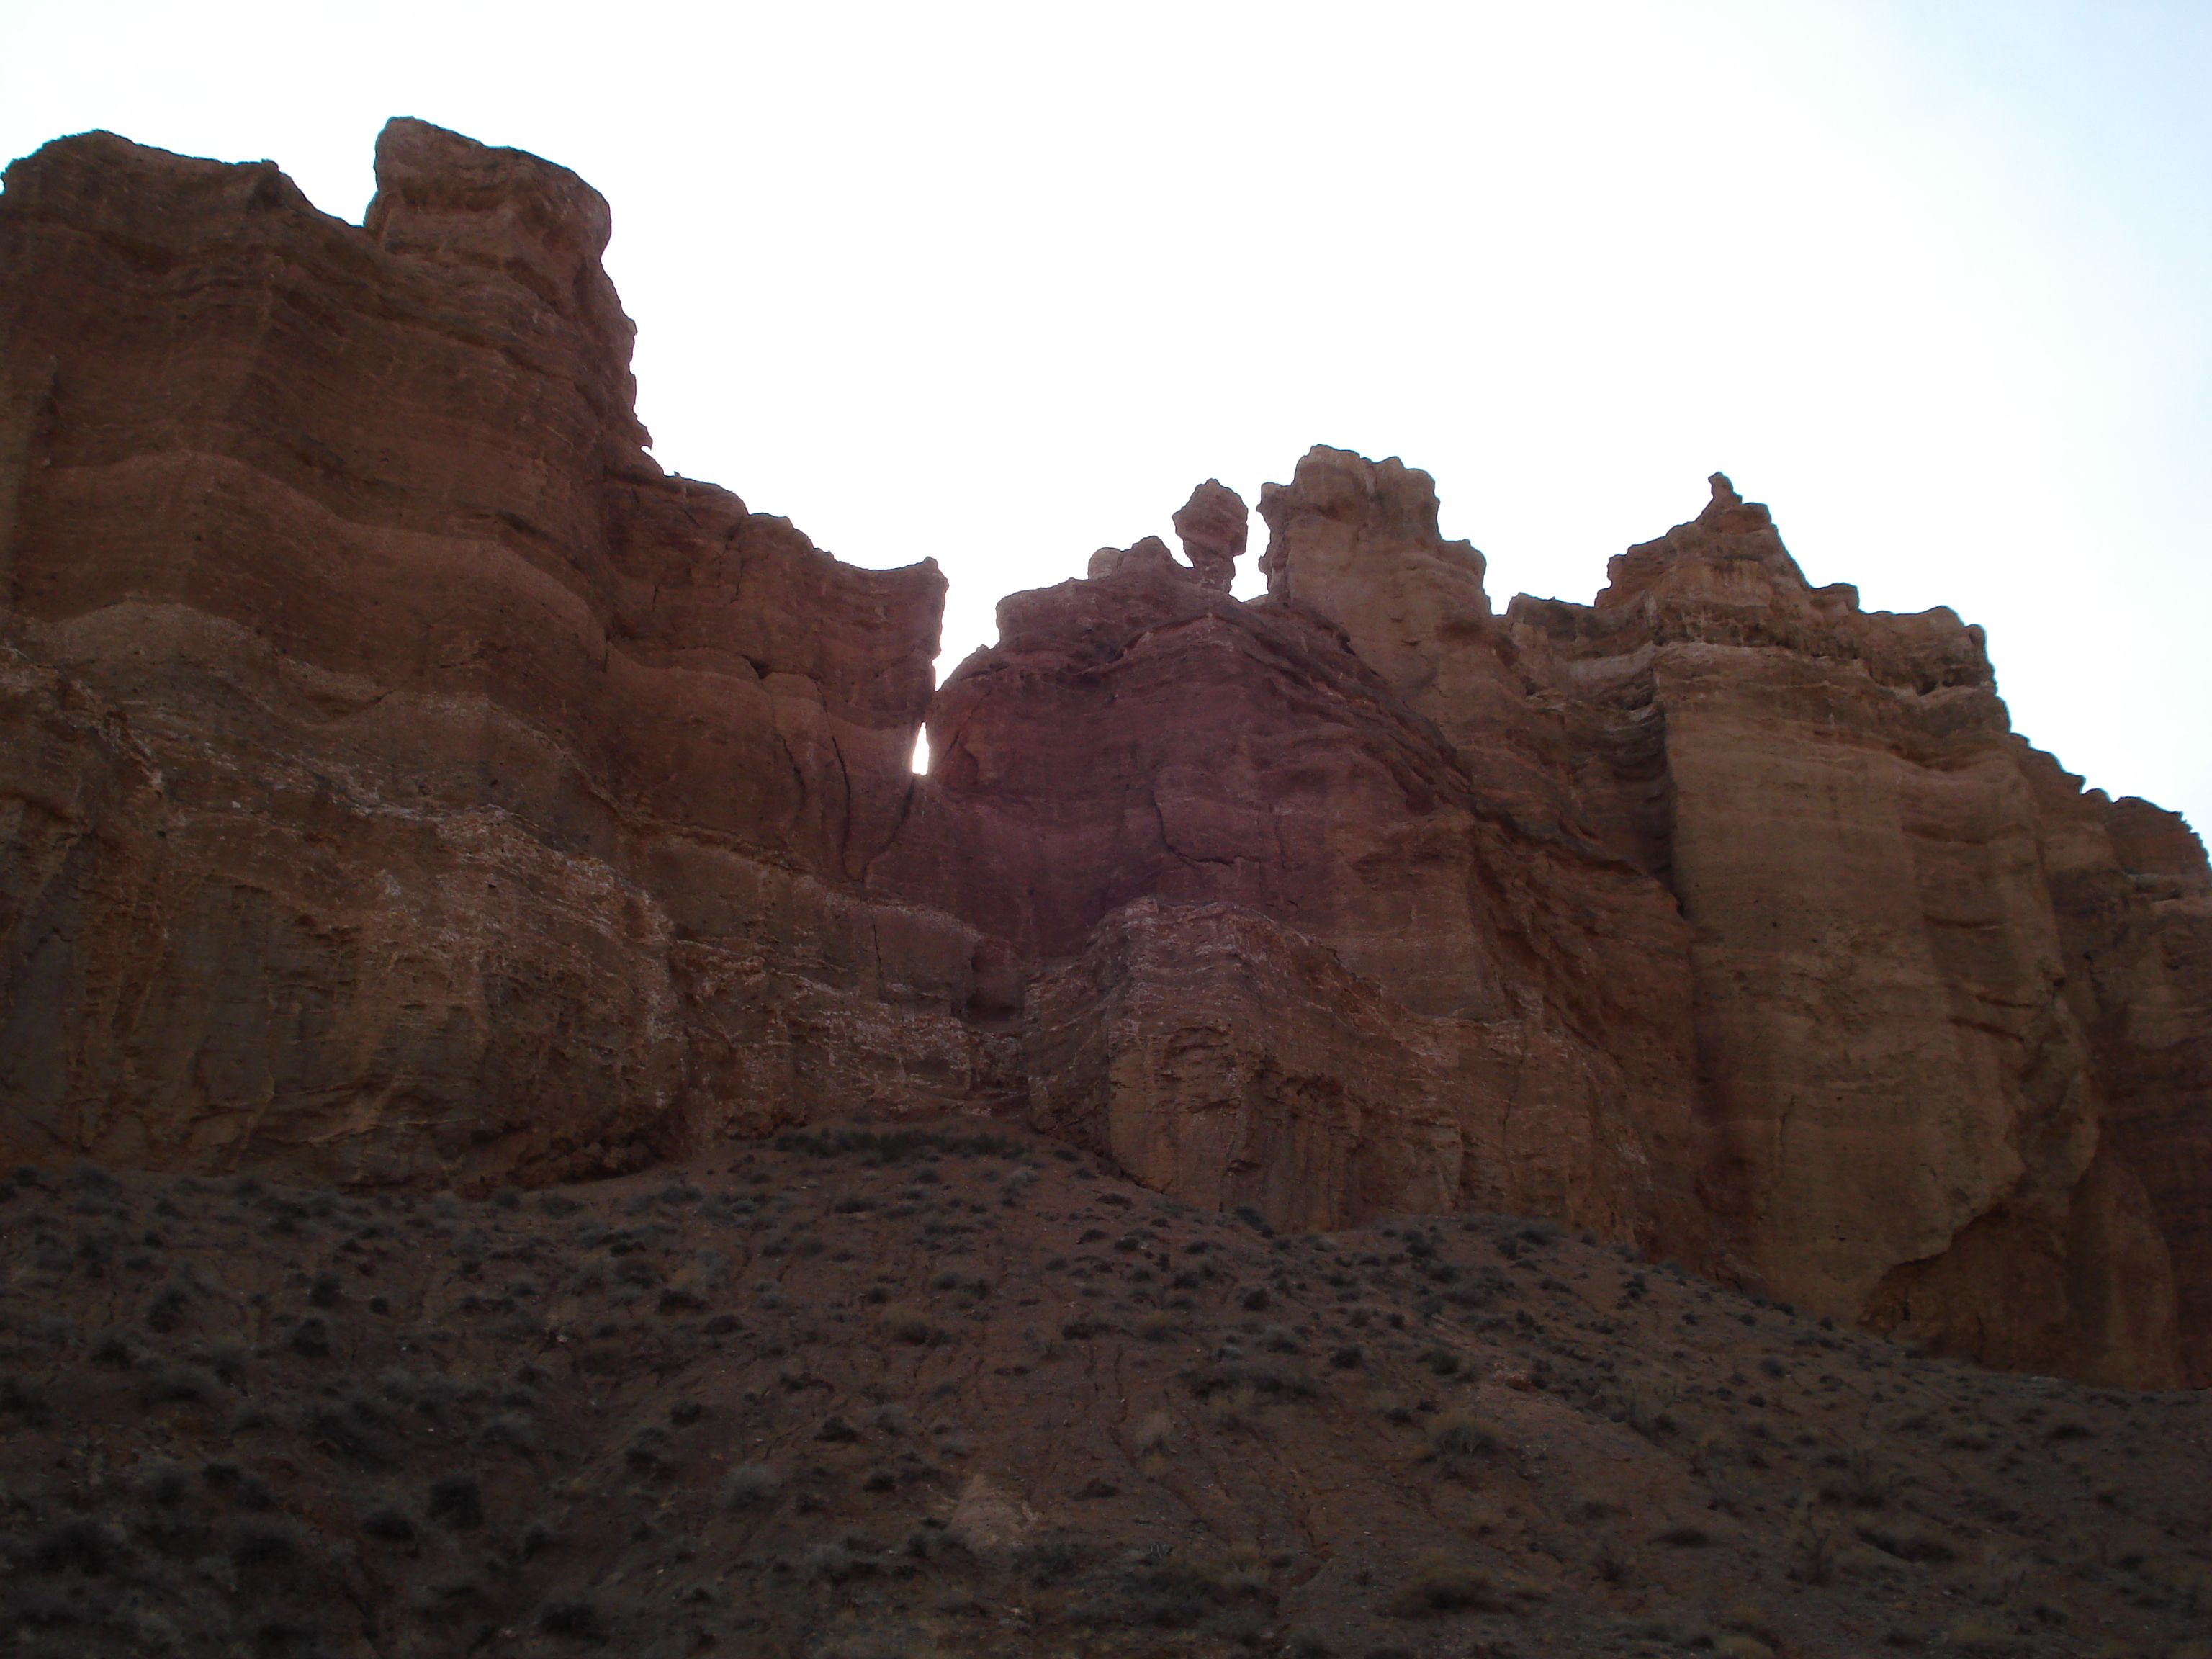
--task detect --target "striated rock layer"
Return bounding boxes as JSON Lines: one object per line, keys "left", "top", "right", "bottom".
{"left": 0, "top": 120, "right": 1011, "bottom": 1189}
{"left": 1, "top": 124, "right": 2205, "bottom": 1386}
{"left": 1509, "top": 477, "right": 2205, "bottom": 1386}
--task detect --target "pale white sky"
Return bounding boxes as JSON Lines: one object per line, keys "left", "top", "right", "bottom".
{"left": 5, "top": 1, "right": 2207, "bottom": 835}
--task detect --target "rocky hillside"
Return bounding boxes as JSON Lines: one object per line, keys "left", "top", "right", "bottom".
{"left": 0, "top": 120, "right": 2205, "bottom": 1390}
{"left": 2, "top": 1141, "right": 2208, "bottom": 1658}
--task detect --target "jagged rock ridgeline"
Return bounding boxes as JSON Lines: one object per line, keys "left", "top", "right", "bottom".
{"left": 0, "top": 122, "right": 2204, "bottom": 1388}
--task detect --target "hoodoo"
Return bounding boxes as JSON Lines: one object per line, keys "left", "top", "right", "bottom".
{"left": 1, "top": 122, "right": 2204, "bottom": 1388}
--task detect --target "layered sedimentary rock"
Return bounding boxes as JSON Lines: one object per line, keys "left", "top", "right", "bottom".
{"left": 1508, "top": 478, "right": 2205, "bottom": 1386}
{"left": 884, "top": 477, "right": 1704, "bottom": 1250}
{"left": 1, "top": 123, "right": 2205, "bottom": 1385}
{"left": 0, "top": 120, "right": 1007, "bottom": 1187}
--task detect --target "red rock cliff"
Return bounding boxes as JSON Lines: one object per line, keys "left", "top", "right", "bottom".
{"left": 1509, "top": 475, "right": 2205, "bottom": 1387}
{"left": 1, "top": 126, "right": 2204, "bottom": 1387}
{"left": 0, "top": 122, "right": 1008, "bottom": 1188}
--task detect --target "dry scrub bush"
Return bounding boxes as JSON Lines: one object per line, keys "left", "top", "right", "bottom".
{"left": 1426, "top": 1409, "right": 1501, "bottom": 1459}
{"left": 1205, "top": 1382, "right": 1267, "bottom": 1436}
{"left": 1133, "top": 1409, "right": 1174, "bottom": 1455}
{"left": 881, "top": 1305, "right": 949, "bottom": 1346}
{"left": 1786, "top": 1509, "right": 1843, "bottom": 1585}
{"left": 1385, "top": 1550, "right": 1526, "bottom": 1616}
{"left": 720, "top": 1464, "right": 781, "bottom": 1509}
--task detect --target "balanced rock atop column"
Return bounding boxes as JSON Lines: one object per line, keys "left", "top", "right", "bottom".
{"left": 1171, "top": 478, "right": 1248, "bottom": 591}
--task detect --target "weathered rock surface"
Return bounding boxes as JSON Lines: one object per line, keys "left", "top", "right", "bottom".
{"left": 884, "top": 453, "right": 1706, "bottom": 1261}
{"left": 1, "top": 125, "right": 2204, "bottom": 1386}
{"left": 1508, "top": 475, "right": 2206, "bottom": 1387}
{"left": 0, "top": 121, "right": 1007, "bottom": 1186}
{"left": 1171, "top": 477, "right": 1247, "bottom": 591}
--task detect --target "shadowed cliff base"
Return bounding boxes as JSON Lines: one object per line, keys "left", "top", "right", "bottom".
{"left": 1, "top": 120, "right": 2206, "bottom": 1395}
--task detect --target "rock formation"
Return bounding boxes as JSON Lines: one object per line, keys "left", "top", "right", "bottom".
{"left": 1508, "top": 477, "right": 2206, "bottom": 1388}
{"left": 1, "top": 122, "right": 2204, "bottom": 1388}
{"left": 0, "top": 120, "right": 1006, "bottom": 1190}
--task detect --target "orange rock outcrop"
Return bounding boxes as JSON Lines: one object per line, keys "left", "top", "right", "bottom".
{"left": 1, "top": 123, "right": 2204, "bottom": 1387}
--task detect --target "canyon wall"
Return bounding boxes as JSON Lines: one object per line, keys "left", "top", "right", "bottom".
{"left": 0, "top": 120, "right": 1011, "bottom": 1190}
{"left": 0, "top": 124, "right": 2204, "bottom": 1385}
{"left": 1508, "top": 478, "right": 2201, "bottom": 1386}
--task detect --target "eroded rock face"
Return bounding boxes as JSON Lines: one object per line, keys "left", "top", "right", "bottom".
{"left": 0, "top": 122, "right": 1002, "bottom": 1184}
{"left": 1509, "top": 475, "right": 2203, "bottom": 1386}
{"left": 884, "top": 456, "right": 1707, "bottom": 1254}
{"left": 1, "top": 125, "right": 2204, "bottom": 1386}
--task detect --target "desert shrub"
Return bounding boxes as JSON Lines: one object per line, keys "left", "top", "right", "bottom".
{"left": 139, "top": 1460, "right": 191, "bottom": 1506}
{"left": 1593, "top": 1529, "right": 1632, "bottom": 1583}
{"left": 1655, "top": 1524, "right": 1713, "bottom": 1547}
{"left": 1426, "top": 1410, "right": 1500, "bottom": 1458}
{"left": 426, "top": 1476, "right": 484, "bottom": 1531}
{"left": 882, "top": 1305, "right": 948, "bottom": 1346}
{"left": 28, "top": 1519, "right": 128, "bottom": 1575}
{"left": 228, "top": 1516, "right": 304, "bottom": 1568}
{"left": 1133, "top": 1409, "right": 1174, "bottom": 1455}
{"left": 477, "top": 1412, "right": 534, "bottom": 1450}
{"left": 1820, "top": 1444, "right": 1895, "bottom": 1509}
{"left": 1080, "top": 1566, "right": 1217, "bottom": 1629}
{"left": 799, "top": 1541, "right": 860, "bottom": 1582}
{"left": 1181, "top": 1362, "right": 1317, "bottom": 1402}
{"left": 1004, "top": 1529, "right": 1084, "bottom": 1586}
{"left": 1205, "top": 1382, "right": 1267, "bottom": 1435}
{"left": 539, "top": 1600, "right": 603, "bottom": 1637}
{"left": 721, "top": 1464, "right": 781, "bottom": 1509}
{"left": 1368, "top": 1390, "right": 1415, "bottom": 1425}
{"left": 1385, "top": 1551, "right": 1519, "bottom": 1615}
{"left": 0, "top": 1371, "right": 51, "bottom": 1424}
{"left": 1419, "top": 1346, "right": 1461, "bottom": 1377}
{"left": 287, "top": 1316, "right": 331, "bottom": 1358}
{"left": 1238, "top": 1286, "right": 1271, "bottom": 1312}
{"left": 361, "top": 1506, "right": 417, "bottom": 1542}
{"left": 1781, "top": 1509, "right": 1847, "bottom": 1585}
{"left": 309, "top": 1271, "right": 342, "bottom": 1308}
{"left": 146, "top": 1284, "right": 190, "bottom": 1333}
{"left": 815, "top": 1413, "right": 860, "bottom": 1443}
{"left": 626, "top": 1429, "right": 675, "bottom": 1475}
{"left": 142, "top": 1364, "right": 219, "bottom": 1405}
{"left": 1621, "top": 1384, "right": 1678, "bottom": 1438}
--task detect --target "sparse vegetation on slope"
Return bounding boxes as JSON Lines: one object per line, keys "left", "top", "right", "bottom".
{"left": 1, "top": 1136, "right": 2207, "bottom": 1658}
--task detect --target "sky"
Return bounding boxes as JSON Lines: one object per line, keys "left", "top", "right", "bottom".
{"left": 4, "top": 0, "right": 2208, "bottom": 833}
